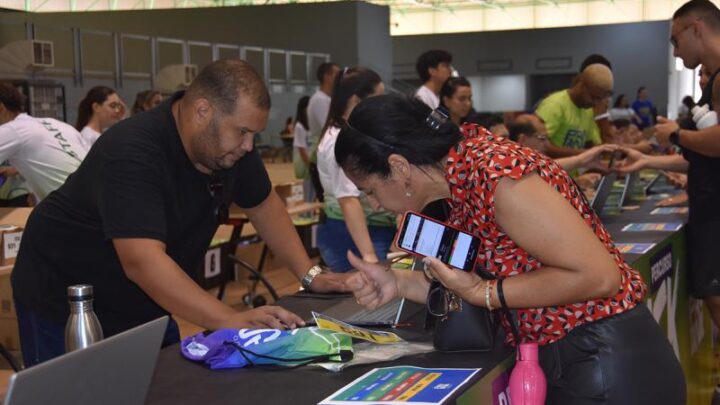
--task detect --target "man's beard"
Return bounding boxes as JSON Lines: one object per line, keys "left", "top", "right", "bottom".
{"left": 195, "top": 117, "right": 225, "bottom": 172}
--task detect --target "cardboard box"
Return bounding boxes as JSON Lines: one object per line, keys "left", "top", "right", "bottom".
{"left": 0, "top": 225, "right": 22, "bottom": 266}
{"left": 0, "top": 273, "right": 14, "bottom": 318}
{"left": 274, "top": 181, "right": 304, "bottom": 208}
{"left": 0, "top": 317, "right": 20, "bottom": 351}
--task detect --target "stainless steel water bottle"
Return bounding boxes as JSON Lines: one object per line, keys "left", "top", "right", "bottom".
{"left": 65, "top": 284, "right": 104, "bottom": 352}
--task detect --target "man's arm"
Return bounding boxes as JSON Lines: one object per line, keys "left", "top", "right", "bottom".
{"left": 114, "top": 238, "right": 303, "bottom": 330}
{"left": 596, "top": 117, "right": 615, "bottom": 144}
{"left": 677, "top": 126, "right": 720, "bottom": 157}
{"left": 0, "top": 125, "right": 22, "bottom": 164}
{"left": 615, "top": 147, "right": 688, "bottom": 173}
{"left": 245, "top": 190, "right": 350, "bottom": 293}
{"left": 655, "top": 116, "right": 720, "bottom": 156}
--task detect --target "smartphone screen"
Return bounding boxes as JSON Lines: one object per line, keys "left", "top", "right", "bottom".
{"left": 396, "top": 212, "right": 481, "bottom": 271}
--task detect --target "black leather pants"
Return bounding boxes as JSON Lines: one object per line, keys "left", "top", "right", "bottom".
{"left": 538, "top": 304, "right": 686, "bottom": 404}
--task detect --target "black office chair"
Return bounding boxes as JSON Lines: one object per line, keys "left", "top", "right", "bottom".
{"left": 227, "top": 254, "right": 279, "bottom": 308}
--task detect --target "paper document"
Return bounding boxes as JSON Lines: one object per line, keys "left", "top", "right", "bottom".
{"left": 621, "top": 222, "right": 683, "bottom": 232}
{"left": 615, "top": 243, "right": 656, "bottom": 255}
{"left": 313, "top": 312, "right": 405, "bottom": 344}
{"left": 318, "top": 366, "right": 480, "bottom": 405}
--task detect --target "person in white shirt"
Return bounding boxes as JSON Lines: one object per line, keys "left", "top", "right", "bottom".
{"left": 609, "top": 94, "right": 641, "bottom": 126}
{"left": 414, "top": 50, "right": 453, "bottom": 109}
{"left": 0, "top": 82, "right": 87, "bottom": 201}
{"left": 307, "top": 62, "right": 340, "bottom": 152}
{"left": 292, "top": 96, "right": 314, "bottom": 202}
{"left": 316, "top": 67, "right": 396, "bottom": 272}
{"left": 75, "top": 86, "right": 124, "bottom": 150}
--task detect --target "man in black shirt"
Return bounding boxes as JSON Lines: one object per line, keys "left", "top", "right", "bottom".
{"left": 620, "top": 0, "right": 720, "bottom": 331}
{"left": 11, "top": 59, "right": 348, "bottom": 367}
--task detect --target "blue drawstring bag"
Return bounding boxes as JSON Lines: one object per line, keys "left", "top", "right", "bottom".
{"left": 181, "top": 327, "right": 353, "bottom": 369}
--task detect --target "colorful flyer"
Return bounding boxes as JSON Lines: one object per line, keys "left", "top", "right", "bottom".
{"left": 615, "top": 243, "right": 656, "bottom": 255}
{"left": 312, "top": 312, "right": 405, "bottom": 345}
{"left": 621, "top": 222, "right": 683, "bottom": 232}
{"left": 650, "top": 207, "right": 689, "bottom": 215}
{"left": 318, "top": 366, "right": 481, "bottom": 405}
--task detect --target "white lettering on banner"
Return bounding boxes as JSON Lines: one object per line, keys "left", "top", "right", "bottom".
{"left": 651, "top": 252, "right": 672, "bottom": 285}
{"left": 237, "top": 329, "right": 282, "bottom": 347}
{"left": 647, "top": 258, "right": 680, "bottom": 359}
{"left": 3, "top": 231, "right": 22, "bottom": 259}
{"left": 497, "top": 392, "right": 509, "bottom": 405}
{"left": 204, "top": 247, "right": 221, "bottom": 278}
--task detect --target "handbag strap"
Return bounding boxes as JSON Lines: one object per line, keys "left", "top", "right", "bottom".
{"left": 496, "top": 278, "right": 522, "bottom": 345}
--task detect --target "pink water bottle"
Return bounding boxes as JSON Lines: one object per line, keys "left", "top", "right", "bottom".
{"left": 508, "top": 342, "right": 546, "bottom": 405}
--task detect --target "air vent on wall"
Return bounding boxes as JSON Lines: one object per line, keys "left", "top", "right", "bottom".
{"left": 0, "top": 40, "right": 55, "bottom": 77}
{"left": 155, "top": 64, "right": 198, "bottom": 94}
{"left": 535, "top": 57, "right": 572, "bottom": 70}
{"left": 32, "top": 41, "right": 54, "bottom": 67}
{"left": 476, "top": 59, "right": 513, "bottom": 73}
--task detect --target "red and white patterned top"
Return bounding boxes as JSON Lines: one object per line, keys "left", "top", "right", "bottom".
{"left": 445, "top": 123, "right": 646, "bottom": 346}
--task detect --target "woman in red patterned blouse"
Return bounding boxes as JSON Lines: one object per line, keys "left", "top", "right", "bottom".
{"left": 336, "top": 95, "right": 685, "bottom": 404}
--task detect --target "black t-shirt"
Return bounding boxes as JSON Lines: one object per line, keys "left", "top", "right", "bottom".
{"left": 11, "top": 92, "right": 272, "bottom": 336}
{"left": 681, "top": 69, "right": 720, "bottom": 224}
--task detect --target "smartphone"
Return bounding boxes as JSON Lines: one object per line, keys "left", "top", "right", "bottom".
{"left": 395, "top": 211, "right": 481, "bottom": 271}
{"left": 607, "top": 150, "right": 624, "bottom": 170}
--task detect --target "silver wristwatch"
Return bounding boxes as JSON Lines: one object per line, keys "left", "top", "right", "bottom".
{"left": 301, "top": 265, "right": 324, "bottom": 290}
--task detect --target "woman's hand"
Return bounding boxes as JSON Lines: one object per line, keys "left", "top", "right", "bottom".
{"left": 421, "top": 257, "right": 485, "bottom": 307}
{"left": 345, "top": 251, "right": 399, "bottom": 310}
{"left": 614, "top": 147, "right": 651, "bottom": 173}
{"left": 574, "top": 144, "right": 618, "bottom": 172}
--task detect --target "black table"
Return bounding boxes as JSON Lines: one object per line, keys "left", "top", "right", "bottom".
{"left": 145, "top": 295, "right": 512, "bottom": 404}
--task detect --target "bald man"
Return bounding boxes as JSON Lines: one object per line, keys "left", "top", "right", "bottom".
{"left": 535, "top": 63, "right": 614, "bottom": 158}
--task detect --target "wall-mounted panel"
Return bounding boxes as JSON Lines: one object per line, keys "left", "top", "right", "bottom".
{"left": 35, "top": 25, "right": 74, "bottom": 70}
{"left": 189, "top": 42, "right": 212, "bottom": 71}
{"left": 122, "top": 35, "right": 151, "bottom": 74}
{"left": 81, "top": 31, "right": 114, "bottom": 73}
{"left": 157, "top": 39, "right": 184, "bottom": 69}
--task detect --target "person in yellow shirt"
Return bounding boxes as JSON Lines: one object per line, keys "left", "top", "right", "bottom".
{"left": 535, "top": 64, "right": 614, "bottom": 158}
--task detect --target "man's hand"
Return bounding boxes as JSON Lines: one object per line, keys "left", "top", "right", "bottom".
{"left": 614, "top": 147, "right": 651, "bottom": 173}
{"left": 654, "top": 116, "right": 679, "bottom": 146}
{"left": 656, "top": 192, "right": 688, "bottom": 207}
{"left": 309, "top": 272, "right": 352, "bottom": 293}
{"left": 222, "top": 306, "right": 305, "bottom": 330}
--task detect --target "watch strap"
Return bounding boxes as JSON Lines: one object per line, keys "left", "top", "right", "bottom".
{"left": 301, "top": 265, "right": 323, "bottom": 290}
{"left": 670, "top": 130, "right": 680, "bottom": 146}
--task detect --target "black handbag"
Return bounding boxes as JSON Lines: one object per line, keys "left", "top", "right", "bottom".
{"left": 430, "top": 274, "right": 500, "bottom": 353}
{"left": 420, "top": 199, "right": 516, "bottom": 353}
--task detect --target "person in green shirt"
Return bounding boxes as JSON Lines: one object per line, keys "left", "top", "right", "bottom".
{"left": 536, "top": 63, "right": 614, "bottom": 158}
